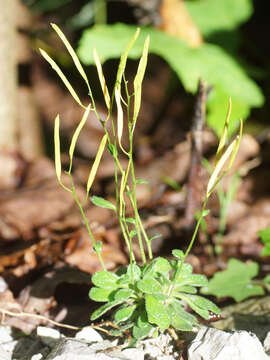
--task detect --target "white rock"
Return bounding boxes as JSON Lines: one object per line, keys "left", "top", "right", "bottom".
{"left": 0, "top": 277, "right": 8, "bottom": 292}
{"left": 75, "top": 326, "right": 103, "bottom": 342}
{"left": 37, "top": 326, "right": 61, "bottom": 347}
{"left": 188, "top": 326, "right": 270, "bottom": 360}
{"left": 121, "top": 348, "right": 145, "bottom": 360}
{"left": 0, "top": 326, "right": 13, "bottom": 342}
{"left": 0, "top": 345, "right": 11, "bottom": 360}
{"left": 264, "top": 331, "right": 270, "bottom": 355}
{"left": 31, "top": 354, "right": 43, "bottom": 360}
{"left": 46, "top": 338, "right": 127, "bottom": 360}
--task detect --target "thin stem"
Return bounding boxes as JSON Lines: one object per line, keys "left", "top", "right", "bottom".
{"left": 68, "top": 174, "right": 106, "bottom": 270}
{"left": 184, "top": 198, "right": 208, "bottom": 260}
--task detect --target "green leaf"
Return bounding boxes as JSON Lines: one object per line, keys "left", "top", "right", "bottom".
{"left": 89, "top": 287, "right": 114, "bottom": 302}
{"left": 172, "top": 249, "right": 185, "bottom": 260}
{"left": 185, "top": 0, "right": 253, "bottom": 37}
{"left": 263, "top": 275, "right": 270, "bottom": 292}
{"left": 168, "top": 301, "right": 197, "bottom": 331}
{"left": 145, "top": 294, "right": 170, "bottom": 332}
{"left": 137, "top": 278, "right": 163, "bottom": 295}
{"left": 173, "top": 285, "right": 197, "bottom": 294}
{"left": 113, "top": 288, "right": 134, "bottom": 302}
{"left": 90, "top": 300, "right": 123, "bottom": 321}
{"left": 78, "top": 23, "right": 263, "bottom": 137}
{"left": 133, "top": 322, "right": 153, "bottom": 340}
{"left": 114, "top": 305, "right": 136, "bottom": 324}
{"left": 143, "top": 257, "right": 171, "bottom": 278}
{"left": 180, "top": 294, "right": 220, "bottom": 320}
{"left": 259, "top": 227, "right": 270, "bottom": 256}
{"left": 201, "top": 258, "right": 265, "bottom": 302}
{"left": 127, "top": 264, "right": 141, "bottom": 280}
{"left": 125, "top": 217, "right": 136, "bottom": 225}
{"left": 176, "top": 274, "right": 208, "bottom": 287}
{"left": 92, "top": 271, "right": 119, "bottom": 289}
{"left": 91, "top": 196, "right": 116, "bottom": 211}
{"left": 136, "top": 179, "right": 149, "bottom": 185}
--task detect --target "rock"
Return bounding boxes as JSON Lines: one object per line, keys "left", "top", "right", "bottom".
{"left": 0, "top": 345, "right": 11, "bottom": 360}
{"left": 264, "top": 331, "right": 270, "bottom": 355}
{"left": 188, "top": 326, "right": 270, "bottom": 360}
{"left": 75, "top": 326, "right": 103, "bottom": 342}
{"left": 37, "top": 326, "right": 61, "bottom": 346}
{"left": 46, "top": 338, "right": 125, "bottom": 360}
{"left": 0, "top": 326, "right": 13, "bottom": 342}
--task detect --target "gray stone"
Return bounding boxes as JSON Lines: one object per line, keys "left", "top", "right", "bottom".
{"left": 188, "top": 326, "right": 270, "bottom": 360}
{"left": 75, "top": 326, "right": 103, "bottom": 342}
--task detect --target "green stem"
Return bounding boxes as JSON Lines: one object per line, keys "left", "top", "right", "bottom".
{"left": 68, "top": 174, "right": 106, "bottom": 270}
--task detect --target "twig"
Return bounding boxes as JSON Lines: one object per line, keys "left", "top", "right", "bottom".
{"left": 185, "top": 79, "right": 211, "bottom": 229}
{"left": 0, "top": 308, "right": 81, "bottom": 330}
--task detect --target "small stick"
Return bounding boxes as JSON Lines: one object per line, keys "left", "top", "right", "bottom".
{"left": 185, "top": 79, "right": 211, "bottom": 229}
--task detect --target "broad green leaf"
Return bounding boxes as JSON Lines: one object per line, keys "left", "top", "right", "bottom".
{"left": 173, "top": 285, "right": 197, "bottom": 294}
{"left": 127, "top": 264, "right": 141, "bottom": 280}
{"left": 114, "top": 305, "right": 136, "bottom": 324}
{"left": 91, "top": 196, "right": 116, "bottom": 211}
{"left": 78, "top": 23, "right": 263, "bottom": 136}
{"left": 259, "top": 227, "right": 270, "bottom": 256}
{"left": 40, "top": 48, "right": 84, "bottom": 108}
{"left": 185, "top": 0, "right": 253, "bottom": 37}
{"left": 145, "top": 294, "right": 170, "bottom": 332}
{"left": 86, "top": 134, "right": 108, "bottom": 197}
{"left": 143, "top": 257, "right": 172, "bottom": 278}
{"left": 177, "top": 274, "right": 208, "bottom": 287}
{"left": 168, "top": 302, "right": 196, "bottom": 331}
{"left": 93, "top": 48, "right": 110, "bottom": 110}
{"left": 113, "top": 288, "right": 134, "bottom": 301}
{"left": 89, "top": 287, "right": 114, "bottom": 302}
{"left": 92, "top": 270, "right": 119, "bottom": 289}
{"left": 90, "top": 299, "right": 123, "bottom": 321}
{"left": 133, "top": 36, "right": 149, "bottom": 124}
{"left": 137, "top": 278, "right": 163, "bottom": 295}
{"left": 133, "top": 322, "right": 153, "bottom": 340}
{"left": 201, "top": 258, "right": 264, "bottom": 302}
{"left": 69, "top": 105, "right": 90, "bottom": 172}
{"left": 51, "top": 23, "right": 91, "bottom": 92}
{"left": 179, "top": 294, "right": 218, "bottom": 320}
